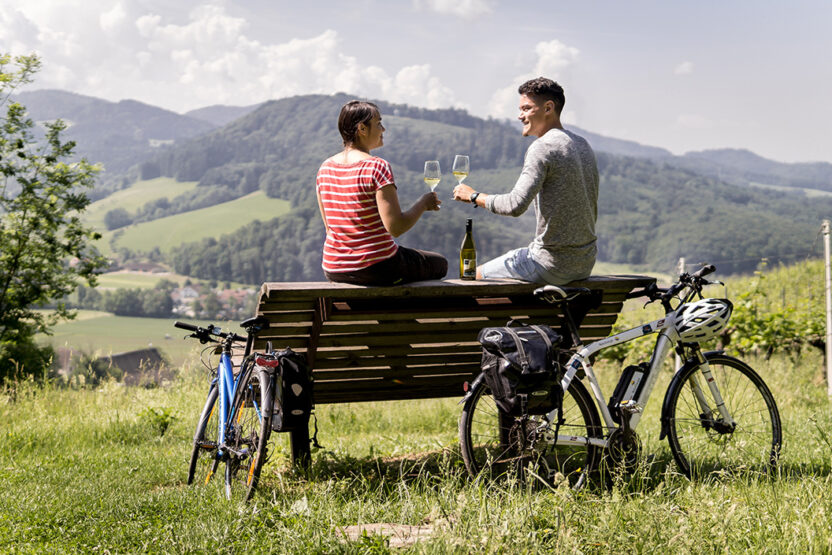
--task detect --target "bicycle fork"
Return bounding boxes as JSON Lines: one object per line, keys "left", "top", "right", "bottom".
{"left": 684, "top": 349, "right": 736, "bottom": 433}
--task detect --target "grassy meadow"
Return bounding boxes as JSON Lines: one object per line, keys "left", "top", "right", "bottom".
{"left": 3, "top": 350, "right": 832, "bottom": 553}
{"left": 41, "top": 311, "right": 237, "bottom": 368}
{"left": 94, "top": 190, "right": 291, "bottom": 256}
{"left": 84, "top": 177, "right": 200, "bottom": 231}
{"left": 7, "top": 260, "right": 832, "bottom": 552}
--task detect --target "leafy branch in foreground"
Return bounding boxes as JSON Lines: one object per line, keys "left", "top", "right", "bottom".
{"left": 0, "top": 53, "right": 108, "bottom": 381}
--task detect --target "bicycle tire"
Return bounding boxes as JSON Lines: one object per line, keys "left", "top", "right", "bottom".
{"left": 224, "top": 365, "right": 273, "bottom": 501}
{"left": 664, "top": 352, "right": 781, "bottom": 479}
{"left": 459, "top": 376, "right": 602, "bottom": 488}
{"left": 187, "top": 382, "right": 221, "bottom": 486}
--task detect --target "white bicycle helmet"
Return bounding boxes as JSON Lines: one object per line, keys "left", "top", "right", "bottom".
{"left": 674, "top": 298, "right": 733, "bottom": 342}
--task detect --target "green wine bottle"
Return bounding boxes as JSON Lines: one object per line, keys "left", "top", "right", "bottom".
{"left": 459, "top": 218, "right": 477, "bottom": 280}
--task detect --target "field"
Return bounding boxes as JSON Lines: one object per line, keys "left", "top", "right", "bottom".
{"left": 94, "top": 270, "right": 254, "bottom": 290}
{"left": 84, "top": 177, "right": 199, "bottom": 231}
{"left": 96, "top": 190, "right": 291, "bottom": 255}
{"left": 40, "top": 311, "right": 236, "bottom": 368}
{"left": 3, "top": 350, "right": 832, "bottom": 552}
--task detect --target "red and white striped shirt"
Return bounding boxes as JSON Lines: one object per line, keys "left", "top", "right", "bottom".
{"left": 316, "top": 156, "right": 398, "bottom": 273}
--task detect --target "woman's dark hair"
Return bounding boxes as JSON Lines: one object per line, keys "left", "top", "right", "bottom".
{"left": 338, "top": 100, "right": 379, "bottom": 146}
{"left": 518, "top": 77, "right": 565, "bottom": 115}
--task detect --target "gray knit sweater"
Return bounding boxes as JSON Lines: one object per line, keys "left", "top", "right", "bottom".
{"left": 485, "top": 128, "right": 598, "bottom": 282}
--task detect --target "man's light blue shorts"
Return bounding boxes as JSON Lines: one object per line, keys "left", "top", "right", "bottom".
{"left": 479, "top": 247, "right": 573, "bottom": 285}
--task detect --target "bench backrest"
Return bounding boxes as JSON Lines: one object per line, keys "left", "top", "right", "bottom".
{"left": 252, "top": 276, "right": 655, "bottom": 405}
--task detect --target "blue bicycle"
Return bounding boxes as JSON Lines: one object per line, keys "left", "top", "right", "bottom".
{"left": 176, "top": 316, "right": 274, "bottom": 501}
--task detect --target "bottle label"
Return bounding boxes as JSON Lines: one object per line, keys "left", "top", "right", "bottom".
{"left": 462, "top": 259, "right": 476, "bottom": 278}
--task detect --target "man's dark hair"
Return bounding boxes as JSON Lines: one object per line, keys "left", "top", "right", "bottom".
{"left": 338, "top": 100, "right": 379, "bottom": 146}
{"left": 518, "top": 77, "right": 565, "bottom": 115}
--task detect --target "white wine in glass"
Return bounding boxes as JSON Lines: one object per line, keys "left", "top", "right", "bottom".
{"left": 424, "top": 160, "right": 441, "bottom": 191}
{"left": 453, "top": 155, "right": 469, "bottom": 184}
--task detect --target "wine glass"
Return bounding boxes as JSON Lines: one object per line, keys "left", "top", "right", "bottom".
{"left": 453, "top": 155, "right": 469, "bottom": 185}
{"left": 424, "top": 160, "right": 441, "bottom": 191}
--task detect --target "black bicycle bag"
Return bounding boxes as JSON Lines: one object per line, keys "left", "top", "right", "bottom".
{"left": 270, "top": 348, "right": 314, "bottom": 432}
{"left": 477, "top": 324, "right": 563, "bottom": 416}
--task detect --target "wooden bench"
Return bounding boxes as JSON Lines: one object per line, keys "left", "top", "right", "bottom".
{"left": 252, "top": 275, "right": 656, "bottom": 464}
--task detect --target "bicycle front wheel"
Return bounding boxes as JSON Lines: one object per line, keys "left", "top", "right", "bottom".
{"left": 664, "top": 353, "right": 781, "bottom": 479}
{"left": 187, "top": 382, "right": 221, "bottom": 486}
{"left": 225, "top": 365, "right": 273, "bottom": 501}
{"left": 459, "top": 377, "right": 602, "bottom": 488}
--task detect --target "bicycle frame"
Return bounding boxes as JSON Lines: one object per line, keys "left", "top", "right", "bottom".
{"left": 552, "top": 299, "right": 735, "bottom": 450}
{"left": 215, "top": 350, "right": 241, "bottom": 453}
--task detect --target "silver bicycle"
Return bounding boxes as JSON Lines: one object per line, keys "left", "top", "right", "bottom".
{"left": 459, "top": 264, "right": 782, "bottom": 486}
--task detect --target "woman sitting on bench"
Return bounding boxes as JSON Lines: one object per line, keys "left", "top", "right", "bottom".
{"left": 315, "top": 100, "right": 448, "bottom": 286}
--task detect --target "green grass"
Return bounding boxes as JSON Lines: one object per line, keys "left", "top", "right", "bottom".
{"left": 39, "top": 311, "right": 239, "bottom": 368}
{"left": 94, "top": 271, "right": 254, "bottom": 290}
{"left": 99, "top": 191, "right": 290, "bottom": 254}
{"left": 84, "top": 177, "right": 199, "bottom": 231}
{"left": 2, "top": 351, "right": 831, "bottom": 552}
{"left": 749, "top": 180, "right": 832, "bottom": 198}
{"left": 12, "top": 259, "right": 832, "bottom": 551}
{"left": 95, "top": 271, "right": 188, "bottom": 289}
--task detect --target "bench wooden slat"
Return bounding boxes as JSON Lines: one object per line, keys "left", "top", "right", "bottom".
{"left": 255, "top": 311, "right": 621, "bottom": 338}
{"left": 259, "top": 276, "right": 653, "bottom": 300}
{"left": 312, "top": 375, "right": 476, "bottom": 404}
{"left": 312, "top": 352, "right": 482, "bottom": 370}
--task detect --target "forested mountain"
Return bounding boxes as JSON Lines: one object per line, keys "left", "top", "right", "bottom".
{"left": 674, "top": 148, "right": 832, "bottom": 192}
{"left": 184, "top": 103, "right": 262, "bottom": 127}
{"left": 13, "top": 90, "right": 217, "bottom": 191}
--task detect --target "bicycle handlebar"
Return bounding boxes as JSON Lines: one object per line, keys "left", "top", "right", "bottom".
{"left": 692, "top": 264, "right": 715, "bottom": 279}
{"left": 624, "top": 264, "right": 718, "bottom": 307}
{"left": 173, "top": 321, "right": 245, "bottom": 343}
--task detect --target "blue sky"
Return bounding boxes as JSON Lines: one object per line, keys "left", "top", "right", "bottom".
{"left": 2, "top": 0, "right": 830, "bottom": 163}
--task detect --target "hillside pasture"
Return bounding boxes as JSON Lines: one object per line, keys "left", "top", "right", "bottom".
{"left": 40, "top": 311, "right": 236, "bottom": 368}
{"left": 84, "top": 177, "right": 199, "bottom": 231}
{"left": 101, "top": 191, "right": 291, "bottom": 254}
{"left": 95, "top": 270, "right": 254, "bottom": 290}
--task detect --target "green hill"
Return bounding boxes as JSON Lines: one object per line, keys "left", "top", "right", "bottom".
{"left": 84, "top": 177, "right": 198, "bottom": 231}
{"left": 99, "top": 191, "right": 290, "bottom": 255}
{"left": 15, "top": 89, "right": 216, "bottom": 186}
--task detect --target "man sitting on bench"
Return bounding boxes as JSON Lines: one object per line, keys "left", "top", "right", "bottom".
{"left": 452, "top": 77, "right": 599, "bottom": 285}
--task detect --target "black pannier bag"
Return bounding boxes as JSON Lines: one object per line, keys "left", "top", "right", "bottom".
{"left": 268, "top": 348, "right": 314, "bottom": 432}
{"left": 478, "top": 324, "right": 563, "bottom": 416}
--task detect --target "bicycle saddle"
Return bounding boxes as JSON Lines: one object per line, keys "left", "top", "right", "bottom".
{"left": 240, "top": 315, "right": 270, "bottom": 334}
{"left": 533, "top": 285, "right": 592, "bottom": 303}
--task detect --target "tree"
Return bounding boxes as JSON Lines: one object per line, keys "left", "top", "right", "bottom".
{"left": 103, "top": 208, "right": 132, "bottom": 230}
{"left": 0, "top": 54, "right": 108, "bottom": 381}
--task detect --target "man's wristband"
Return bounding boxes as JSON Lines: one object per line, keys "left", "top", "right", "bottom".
{"left": 470, "top": 191, "right": 480, "bottom": 207}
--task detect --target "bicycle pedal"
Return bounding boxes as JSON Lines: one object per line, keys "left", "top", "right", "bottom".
{"left": 619, "top": 400, "right": 643, "bottom": 414}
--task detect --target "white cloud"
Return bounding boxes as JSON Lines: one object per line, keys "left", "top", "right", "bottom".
{"left": 2, "top": 1, "right": 462, "bottom": 113}
{"left": 676, "top": 114, "right": 713, "bottom": 129}
{"left": 413, "top": 0, "right": 495, "bottom": 18}
{"left": 487, "top": 39, "right": 579, "bottom": 120}
{"left": 99, "top": 3, "right": 127, "bottom": 34}
{"left": 674, "top": 61, "right": 694, "bottom": 75}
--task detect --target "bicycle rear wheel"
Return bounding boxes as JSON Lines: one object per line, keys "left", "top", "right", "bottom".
{"left": 187, "top": 382, "right": 221, "bottom": 486}
{"left": 459, "top": 377, "right": 602, "bottom": 488}
{"left": 224, "top": 365, "right": 273, "bottom": 501}
{"left": 664, "top": 353, "right": 781, "bottom": 479}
